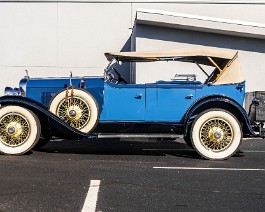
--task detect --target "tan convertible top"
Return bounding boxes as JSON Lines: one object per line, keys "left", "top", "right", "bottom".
{"left": 105, "top": 46, "right": 244, "bottom": 85}
{"left": 105, "top": 46, "right": 236, "bottom": 61}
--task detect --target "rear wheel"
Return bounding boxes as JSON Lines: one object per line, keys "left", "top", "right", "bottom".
{"left": 190, "top": 109, "right": 242, "bottom": 160}
{"left": 0, "top": 106, "right": 41, "bottom": 155}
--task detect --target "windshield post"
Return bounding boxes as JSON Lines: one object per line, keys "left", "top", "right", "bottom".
{"left": 104, "top": 58, "right": 118, "bottom": 73}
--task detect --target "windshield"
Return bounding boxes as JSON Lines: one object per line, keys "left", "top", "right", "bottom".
{"left": 104, "top": 59, "right": 128, "bottom": 84}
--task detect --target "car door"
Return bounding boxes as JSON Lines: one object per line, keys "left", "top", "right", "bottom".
{"left": 145, "top": 83, "right": 196, "bottom": 122}
{"left": 100, "top": 82, "right": 145, "bottom": 121}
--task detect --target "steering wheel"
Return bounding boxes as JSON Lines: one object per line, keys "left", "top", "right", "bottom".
{"left": 112, "top": 68, "right": 128, "bottom": 84}
{"left": 107, "top": 72, "right": 119, "bottom": 84}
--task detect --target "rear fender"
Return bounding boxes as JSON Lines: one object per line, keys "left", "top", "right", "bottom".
{"left": 0, "top": 96, "right": 90, "bottom": 139}
{"left": 183, "top": 95, "right": 256, "bottom": 137}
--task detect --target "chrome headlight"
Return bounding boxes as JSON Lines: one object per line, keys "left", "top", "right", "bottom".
{"left": 4, "top": 77, "right": 29, "bottom": 96}
{"left": 4, "top": 87, "right": 20, "bottom": 96}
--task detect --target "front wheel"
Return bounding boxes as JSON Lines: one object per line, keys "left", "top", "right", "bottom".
{"left": 190, "top": 109, "right": 242, "bottom": 160}
{"left": 0, "top": 106, "right": 41, "bottom": 155}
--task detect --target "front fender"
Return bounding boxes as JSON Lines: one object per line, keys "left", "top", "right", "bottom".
{"left": 0, "top": 96, "right": 92, "bottom": 139}
{"left": 183, "top": 95, "right": 256, "bottom": 137}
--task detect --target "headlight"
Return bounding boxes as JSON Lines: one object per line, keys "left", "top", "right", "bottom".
{"left": 4, "top": 77, "right": 29, "bottom": 97}
{"left": 4, "top": 87, "right": 20, "bottom": 96}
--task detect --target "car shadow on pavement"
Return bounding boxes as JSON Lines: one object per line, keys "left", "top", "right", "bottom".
{"left": 34, "top": 138, "right": 245, "bottom": 159}
{"left": 34, "top": 138, "right": 203, "bottom": 159}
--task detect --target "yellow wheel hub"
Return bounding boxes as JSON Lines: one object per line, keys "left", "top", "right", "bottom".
{"left": 0, "top": 113, "right": 30, "bottom": 147}
{"left": 208, "top": 126, "right": 224, "bottom": 143}
{"left": 6, "top": 122, "right": 23, "bottom": 138}
{"left": 67, "top": 105, "right": 83, "bottom": 121}
{"left": 56, "top": 96, "right": 91, "bottom": 130}
{"left": 199, "top": 118, "right": 233, "bottom": 152}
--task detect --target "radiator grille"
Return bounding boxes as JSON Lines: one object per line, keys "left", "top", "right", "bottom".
{"left": 41, "top": 92, "right": 56, "bottom": 107}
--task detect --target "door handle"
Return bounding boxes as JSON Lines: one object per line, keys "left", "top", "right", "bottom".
{"left": 135, "top": 94, "right": 142, "bottom": 99}
{"left": 186, "top": 94, "right": 193, "bottom": 99}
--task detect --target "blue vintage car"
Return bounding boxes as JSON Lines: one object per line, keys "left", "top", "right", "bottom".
{"left": 0, "top": 47, "right": 259, "bottom": 159}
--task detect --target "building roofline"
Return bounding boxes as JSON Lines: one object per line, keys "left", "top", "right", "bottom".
{"left": 0, "top": 0, "right": 265, "bottom": 4}
{"left": 136, "top": 8, "right": 265, "bottom": 39}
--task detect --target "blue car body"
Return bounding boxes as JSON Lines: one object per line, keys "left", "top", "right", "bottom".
{"left": 24, "top": 77, "right": 245, "bottom": 123}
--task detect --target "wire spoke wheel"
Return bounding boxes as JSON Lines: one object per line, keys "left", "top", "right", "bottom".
{"left": 191, "top": 109, "right": 242, "bottom": 160}
{"left": 0, "top": 113, "right": 30, "bottom": 147}
{"left": 56, "top": 97, "right": 90, "bottom": 129}
{"left": 199, "top": 118, "right": 233, "bottom": 152}
{"left": 49, "top": 88, "right": 99, "bottom": 133}
{"left": 56, "top": 97, "right": 91, "bottom": 130}
{"left": 0, "top": 106, "right": 41, "bottom": 155}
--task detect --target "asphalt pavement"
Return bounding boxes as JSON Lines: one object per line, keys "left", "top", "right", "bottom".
{"left": 0, "top": 138, "right": 265, "bottom": 212}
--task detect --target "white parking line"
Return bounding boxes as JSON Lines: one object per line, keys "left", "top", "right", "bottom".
{"left": 144, "top": 149, "right": 265, "bottom": 153}
{"left": 243, "top": 150, "right": 265, "bottom": 153}
{"left": 81, "top": 180, "right": 101, "bottom": 212}
{"left": 153, "top": 167, "right": 265, "bottom": 171}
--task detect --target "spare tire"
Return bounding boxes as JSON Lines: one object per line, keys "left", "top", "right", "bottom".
{"left": 49, "top": 88, "right": 99, "bottom": 133}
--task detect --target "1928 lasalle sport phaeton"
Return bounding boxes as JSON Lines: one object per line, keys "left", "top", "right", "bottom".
{"left": 0, "top": 47, "right": 262, "bottom": 160}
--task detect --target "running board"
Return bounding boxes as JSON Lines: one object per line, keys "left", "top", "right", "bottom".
{"left": 96, "top": 133, "right": 183, "bottom": 139}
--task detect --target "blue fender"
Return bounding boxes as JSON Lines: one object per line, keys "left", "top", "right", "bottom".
{"left": 183, "top": 95, "right": 256, "bottom": 137}
{"left": 0, "top": 96, "right": 93, "bottom": 139}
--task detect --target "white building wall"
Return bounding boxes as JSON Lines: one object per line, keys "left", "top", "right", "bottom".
{"left": 0, "top": 2, "right": 132, "bottom": 94}
{"left": 0, "top": 1, "right": 265, "bottom": 94}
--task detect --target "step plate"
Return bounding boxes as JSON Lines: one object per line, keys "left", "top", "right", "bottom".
{"left": 96, "top": 133, "right": 183, "bottom": 139}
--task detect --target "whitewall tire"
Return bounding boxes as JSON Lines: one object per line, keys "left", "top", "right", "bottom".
{"left": 191, "top": 109, "right": 242, "bottom": 160}
{"left": 0, "top": 106, "right": 41, "bottom": 155}
{"left": 49, "top": 88, "right": 99, "bottom": 133}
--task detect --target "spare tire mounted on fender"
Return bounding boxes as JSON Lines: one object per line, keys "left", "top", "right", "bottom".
{"left": 49, "top": 88, "right": 99, "bottom": 133}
